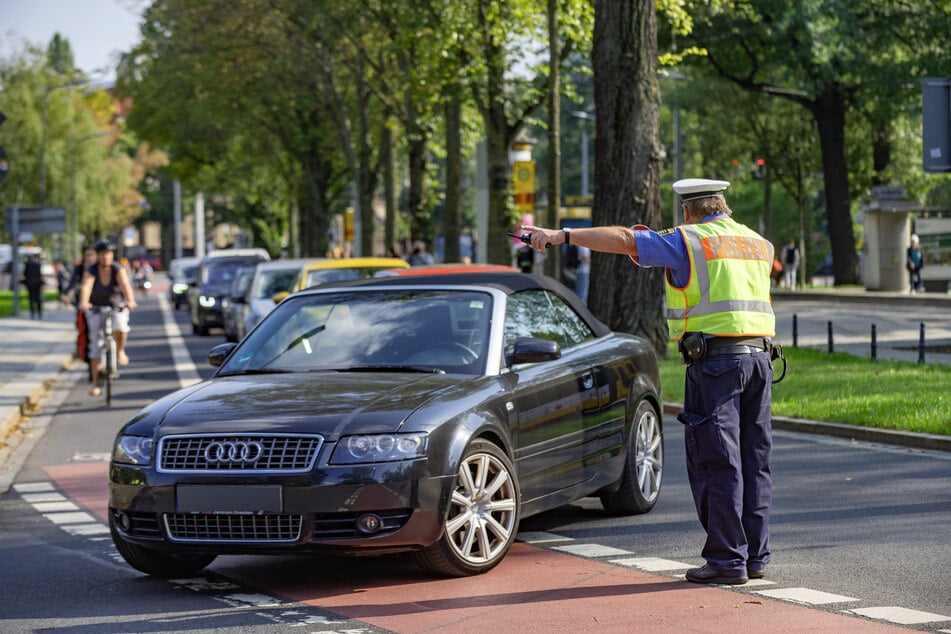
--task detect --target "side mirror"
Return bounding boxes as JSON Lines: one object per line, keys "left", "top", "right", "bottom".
{"left": 208, "top": 342, "right": 238, "bottom": 367}
{"left": 511, "top": 337, "right": 561, "bottom": 364}
{"left": 272, "top": 291, "right": 289, "bottom": 304}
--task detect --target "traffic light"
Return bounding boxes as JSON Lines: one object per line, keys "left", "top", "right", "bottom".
{"left": 754, "top": 157, "right": 766, "bottom": 179}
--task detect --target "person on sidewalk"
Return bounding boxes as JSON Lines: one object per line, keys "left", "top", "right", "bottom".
{"left": 22, "top": 254, "right": 44, "bottom": 319}
{"left": 781, "top": 238, "right": 800, "bottom": 290}
{"left": 523, "top": 178, "right": 775, "bottom": 586}
{"left": 907, "top": 234, "right": 924, "bottom": 293}
{"left": 78, "top": 240, "right": 137, "bottom": 397}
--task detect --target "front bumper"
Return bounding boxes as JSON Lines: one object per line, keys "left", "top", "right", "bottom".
{"left": 109, "top": 459, "right": 452, "bottom": 555}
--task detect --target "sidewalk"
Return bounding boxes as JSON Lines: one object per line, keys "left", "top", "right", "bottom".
{"left": 0, "top": 301, "right": 77, "bottom": 453}
{"left": 0, "top": 291, "right": 949, "bottom": 478}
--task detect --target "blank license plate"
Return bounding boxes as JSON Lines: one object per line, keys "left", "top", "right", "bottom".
{"left": 176, "top": 485, "right": 282, "bottom": 513}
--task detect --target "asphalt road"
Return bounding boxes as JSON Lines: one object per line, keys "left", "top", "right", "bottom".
{"left": 0, "top": 286, "right": 948, "bottom": 632}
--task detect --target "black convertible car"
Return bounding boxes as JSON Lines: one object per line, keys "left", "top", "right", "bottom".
{"left": 109, "top": 272, "right": 663, "bottom": 577}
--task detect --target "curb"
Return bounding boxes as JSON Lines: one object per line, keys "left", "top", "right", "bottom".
{"left": 662, "top": 403, "right": 951, "bottom": 453}
{"left": 0, "top": 351, "right": 76, "bottom": 449}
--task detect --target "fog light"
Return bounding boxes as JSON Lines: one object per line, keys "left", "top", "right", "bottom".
{"left": 356, "top": 513, "right": 384, "bottom": 534}
{"left": 115, "top": 511, "right": 131, "bottom": 531}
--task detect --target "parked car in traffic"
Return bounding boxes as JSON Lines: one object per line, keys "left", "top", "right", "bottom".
{"left": 280, "top": 257, "right": 410, "bottom": 296}
{"left": 188, "top": 249, "right": 270, "bottom": 335}
{"left": 241, "top": 259, "right": 317, "bottom": 336}
{"left": 220, "top": 265, "right": 256, "bottom": 342}
{"left": 167, "top": 257, "right": 200, "bottom": 310}
{"left": 108, "top": 271, "right": 664, "bottom": 579}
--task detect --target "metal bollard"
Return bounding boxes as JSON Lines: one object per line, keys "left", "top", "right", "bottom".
{"left": 919, "top": 322, "right": 926, "bottom": 364}
{"left": 828, "top": 321, "right": 834, "bottom": 353}
{"left": 871, "top": 324, "right": 877, "bottom": 361}
{"left": 792, "top": 314, "right": 798, "bottom": 348}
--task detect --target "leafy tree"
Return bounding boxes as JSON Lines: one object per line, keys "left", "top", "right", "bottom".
{"left": 682, "top": 0, "right": 951, "bottom": 286}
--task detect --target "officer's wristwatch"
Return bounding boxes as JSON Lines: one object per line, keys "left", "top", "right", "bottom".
{"left": 563, "top": 227, "right": 571, "bottom": 244}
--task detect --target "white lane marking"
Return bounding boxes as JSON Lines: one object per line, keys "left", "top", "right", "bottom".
{"left": 12, "top": 482, "right": 55, "bottom": 493}
{"left": 610, "top": 556, "right": 691, "bottom": 571}
{"left": 32, "top": 501, "right": 79, "bottom": 512}
{"left": 43, "top": 511, "right": 96, "bottom": 524}
{"left": 755, "top": 587, "right": 859, "bottom": 604}
{"left": 846, "top": 607, "right": 951, "bottom": 625}
{"left": 21, "top": 492, "right": 66, "bottom": 503}
{"left": 517, "top": 531, "right": 574, "bottom": 543}
{"left": 157, "top": 293, "right": 201, "bottom": 389}
{"left": 61, "top": 523, "right": 111, "bottom": 536}
{"left": 553, "top": 543, "right": 633, "bottom": 558}
{"left": 223, "top": 594, "right": 284, "bottom": 608}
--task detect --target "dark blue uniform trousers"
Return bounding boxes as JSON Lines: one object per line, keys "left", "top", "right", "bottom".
{"left": 677, "top": 351, "right": 773, "bottom": 576}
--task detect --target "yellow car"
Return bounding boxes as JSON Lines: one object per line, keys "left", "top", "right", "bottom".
{"left": 273, "top": 257, "right": 410, "bottom": 302}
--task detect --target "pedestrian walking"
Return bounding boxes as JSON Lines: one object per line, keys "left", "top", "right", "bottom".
{"left": 406, "top": 240, "right": 435, "bottom": 266}
{"left": 907, "top": 233, "right": 924, "bottom": 293}
{"left": 523, "top": 178, "right": 776, "bottom": 585}
{"left": 22, "top": 253, "right": 44, "bottom": 319}
{"left": 781, "top": 238, "right": 800, "bottom": 290}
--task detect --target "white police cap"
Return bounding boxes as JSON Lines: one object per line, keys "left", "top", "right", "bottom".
{"left": 673, "top": 178, "right": 730, "bottom": 201}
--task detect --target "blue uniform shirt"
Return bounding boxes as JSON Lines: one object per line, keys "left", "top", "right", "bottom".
{"left": 632, "top": 214, "right": 729, "bottom": 288}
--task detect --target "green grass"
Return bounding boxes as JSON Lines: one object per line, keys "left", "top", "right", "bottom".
{"left": 659, "top": 344, "right": 951, "bottom": 436}
{"left": 0, "top": 290, "right": 61, "bottom": 317}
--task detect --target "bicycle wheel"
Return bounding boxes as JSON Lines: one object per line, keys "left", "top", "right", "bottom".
{"left": 105, "top": 338, "right": 115, "bottom": 406}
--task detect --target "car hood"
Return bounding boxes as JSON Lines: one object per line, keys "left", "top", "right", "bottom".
{"left": 248, "top": 298, "right": 277, "bottom": 320}
{"left": 133, "top": 372, "right": 466, "bottom": 440}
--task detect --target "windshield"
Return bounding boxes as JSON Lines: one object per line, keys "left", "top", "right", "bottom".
{"left": 219, "top": 289, "right": 493, "bottom": 376}
{"left": 304, "top": 266, "right": 394, "bottom": 289}
{"left": 253, "top": 268, "right": 299, "bottom": 299}
{"left": 202, "top": 260, "right": 248, "bottom": 286}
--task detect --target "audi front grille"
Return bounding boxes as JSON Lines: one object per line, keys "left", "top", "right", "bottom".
{"left": 157, "top": 434, "right": 323, "bottom": 473}
{"left": 165, "top": 513, "right": 303, "bottom": 542}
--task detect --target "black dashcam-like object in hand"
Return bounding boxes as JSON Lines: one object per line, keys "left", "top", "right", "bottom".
{"left": 507, "top": 232, "right": 531, "bottom": 244}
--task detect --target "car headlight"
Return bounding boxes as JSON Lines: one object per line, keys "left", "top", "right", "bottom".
{"left": 112, "top": 435, "right": 154, "bottom": 466}
{"left": 199, "top": 295, "right": 217, "bottom": 308}
{"left": 330, "top": 433, "right": 428, "bottom": 464}
{"left": 172, "top": 283, "right": 189, "bottom": 294}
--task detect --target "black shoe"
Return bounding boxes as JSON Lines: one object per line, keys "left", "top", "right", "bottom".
{"left": 747, "top": 564, "right": 767, "bottom": 579}
{"left": 685, "top": 564, "right": 748, "bottom": 585}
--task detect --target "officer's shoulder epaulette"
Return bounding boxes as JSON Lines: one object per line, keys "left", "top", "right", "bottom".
{"left": 657, "top": 228, "right": 677, "bottom": 236}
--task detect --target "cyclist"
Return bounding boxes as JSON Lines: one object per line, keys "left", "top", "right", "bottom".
{"left": 78, "top": 240, "right": 137, "bottom": 397}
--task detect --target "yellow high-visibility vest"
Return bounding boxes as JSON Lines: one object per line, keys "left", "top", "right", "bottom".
{"left": 665, "top": 217, "right": 775, "bottom": 340}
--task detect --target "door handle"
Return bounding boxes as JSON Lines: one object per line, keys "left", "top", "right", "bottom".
{"left": 581, "top": 371, "right": 594, "bottom": 390}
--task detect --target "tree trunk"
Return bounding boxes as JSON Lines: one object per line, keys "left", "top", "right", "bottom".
{"left": 299, "top": 157, "right": 331, "bottom": 257}
{"left": 545, "top": 0, "right": 562, "bottom": 279}
{"left": 812, "top": 81, "right": 859, "bottom": 285}
{"left": 382, "top": 114, "right": 399, "bottom": 255}
{"left": 444, "top": 96, "right": 462, "bottom": 263}
{"left": 591, "top": 0, "right": 667, "bottom": 354}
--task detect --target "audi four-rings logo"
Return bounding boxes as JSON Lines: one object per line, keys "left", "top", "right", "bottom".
{"left": 204, "top": 440, "right": 265, "bottom": 464}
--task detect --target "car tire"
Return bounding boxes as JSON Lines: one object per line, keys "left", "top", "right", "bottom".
{"left": 110, "top": 515, "right": 216, "bottom": 577}
{"left": 415, "top": 439, "right": 520, "bottom": 577}
{"left": 600, "top": 400, "right": 663, "bottom": 515}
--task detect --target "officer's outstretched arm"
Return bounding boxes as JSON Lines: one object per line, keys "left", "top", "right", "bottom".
{"left": 521, "top": 225, "right": 638, "bottom": 258}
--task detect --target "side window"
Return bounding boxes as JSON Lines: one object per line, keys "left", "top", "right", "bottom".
{"left": 504, "top": 290, "right": 595, "bottom": 354}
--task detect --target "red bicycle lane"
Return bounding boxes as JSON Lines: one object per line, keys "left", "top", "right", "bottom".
{"left": 44, "top": 462, "right": 912, "bottom": 634}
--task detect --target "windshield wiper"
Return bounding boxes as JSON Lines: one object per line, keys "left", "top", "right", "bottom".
{"left": 335, "top": 364, "right": 446, "bottom": 375}
{"left": 217, "top": 368, "right": 295, "bottom": 376}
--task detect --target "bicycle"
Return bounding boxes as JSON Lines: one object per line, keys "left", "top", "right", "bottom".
{"left": 91, "top": 305, "right": 125, "bottom": 406}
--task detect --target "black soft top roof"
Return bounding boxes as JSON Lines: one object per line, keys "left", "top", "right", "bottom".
{"left": 318, "top": 271, "right": 612, "bottom": 337}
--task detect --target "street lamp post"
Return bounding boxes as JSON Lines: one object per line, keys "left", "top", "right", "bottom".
{"left": 38, "top": 79, "right": 88, "bottom": 208}
{"left": 662, "top": 71, "right": 686, "bottom": 226}
{"left": 570, "top": 111, "right": 594, "bottom": 199}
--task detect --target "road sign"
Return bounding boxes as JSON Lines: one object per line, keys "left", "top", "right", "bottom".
{"left": 3, "top": 206, "right": 66, "bottom": 234}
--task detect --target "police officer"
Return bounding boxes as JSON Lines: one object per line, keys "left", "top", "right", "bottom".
{"left": 523, "top": 178, "right": 775, "bottom": 585}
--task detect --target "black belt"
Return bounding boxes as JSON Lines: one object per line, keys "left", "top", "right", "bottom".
{"left": 704, "top": 336, "right": 770, "bottom": 354}
{"left": 706, "top": 344, "right": 768, "bottom": 356}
